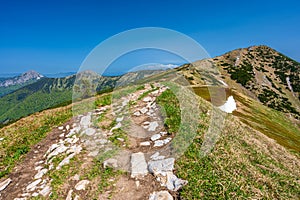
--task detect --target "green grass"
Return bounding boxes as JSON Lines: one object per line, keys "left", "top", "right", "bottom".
{"left": 233, "top": 91, "right": 300, "bottom": 153}
{"left": 48, "top": 155, "right": 80, "bottom": 199}
{"left": 108, "top": 128, "right": 128, "bottom": 147}
{"left": 112, "top": 84, "right": 145, "bottom": 100}
{"left": 137, "top": 87, "right": 158, "bottom": 100}
{"left": 156, "top": 89, "right": 181, "bottom": 134}
{"left": 0, "top": 106, "right": 72, "bottom": 178}
{"left": 155, "top": 86, "right": 300, "bottom": 199}
{"left": 94, "top": 94, "right": 112, "bottom": 107}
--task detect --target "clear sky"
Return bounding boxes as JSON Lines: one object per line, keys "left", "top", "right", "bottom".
{"left": 0, "top": 0, "right": 300, "bottom": 75}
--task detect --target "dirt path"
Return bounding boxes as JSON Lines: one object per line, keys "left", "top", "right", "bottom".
{"left": 0, "top": 83, "right": 186, "bottom": 200}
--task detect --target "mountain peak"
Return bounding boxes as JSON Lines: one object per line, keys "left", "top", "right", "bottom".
{"left": 0, "top": 70, "right": 44, "bottom": 88}
{"left": 21, "top": 70, "right": 44, "bottom": 79}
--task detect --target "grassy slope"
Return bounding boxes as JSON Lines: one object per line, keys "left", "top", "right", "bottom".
{"left": 158, "top": 89, "right": 300, "bottom": 199}
{"left": 192, "top": 86, "right": 300, "bottom": 153}
{"left": 0, "top": 105, "right": 72, "bottom": 178}
{"left": 0, "top": 73, "right": 299, "bottom": 199}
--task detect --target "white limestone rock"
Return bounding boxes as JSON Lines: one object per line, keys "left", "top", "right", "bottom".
{"left": 75, "top": 180, "right": 90, "bottom": 191}
{"left": 149, "top": 191, "right": 173, "bottom": 200}
{"left": 131, "top": 152, "right": 148, "bottom": 178}
{"left": 0, "top": 178, "right": 12, "bottom": 191}
{"left": 151, "top": 134, "right": 161, "bottom": 141}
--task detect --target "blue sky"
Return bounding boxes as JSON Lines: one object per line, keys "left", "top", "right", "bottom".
{"left": 0, "top": 0, "right": 300, "bottom": 75}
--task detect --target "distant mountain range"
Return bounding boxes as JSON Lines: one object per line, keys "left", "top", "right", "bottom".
{"left": 0, "top": 69, "right": 162, "bottom": 125}
{"left": 0, "top": 71, "right": 44, "bottom": 97}
{"left": 0, "top": 70, "right": 43, "bottom": 87}
{"left": 0, "top": 45, "right": 299, "bottom": 126}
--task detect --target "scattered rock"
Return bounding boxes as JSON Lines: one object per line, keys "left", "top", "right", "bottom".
{"left": 148, "top": 158, "right": 175, "bottom": 174}
{"left": 88, "top": 150, "right": 99, "bottom": 157}
{"left": 0, "top": 178, "right": 12, "bottom": 191}
{"left": 80, "top": 115, "right": 91, "bottom": 127}
{"left": 116, "top": 117, "right": 124, "bottom": 122}
{"left": 103, "top": 158, "right": 118, "bottom": 168}
{"left": 150, "top": 152, "right": 165, "bottom": 161}
{"left": 149, "top": 191, "right": 173, "bottom": 200}
{"left": 160, "top": 132, "right": 167, "bottom": 136}
{"left": 163, "top": 137, "right": 172, "bottom": 144}
{"left": 32, "top": 192, "right": 39, "bottom": 197}
{"left": 58, "top": 126, "right": 64, "bottom": 130}
{"left": 75, "top": 180, "right": 90, "bottom": 191}
{"left": 21, "top": 193, "right": 30, "bottom": 197}
{"left": 47, "top": 144, "right": 68, "bottom": 160}
{"left": 148, "top": 121, "right": 159, "bottom": 131}
{"left": 72, "top": 174, "right": 80, "bottom": 181}
{"left": 46, "top": 143, "right": 60, "bottom": 154}
{"left": 110, "top": 122, "right": 122, "bottom": 132}
{"left": 34, "top": 168, "right": 48, "bottom": 179}
{"left": 98, "top": 139, "right": 108, "bottom": 144}
{"left": 117, "top": 137, "right": 125, "bottom": 142}
{"left": 151, "top": 134, "right": 161, "bottom": 141}
{"left": 26, "top": 179, "right": 42, "bottom": 191}
{"left": 153, "top": 140, "right": 164, "bottom": 147}
{"left": 39, "top": 185, "right": 51, "bottom": 197}
{"left": 0, "top": 138, "right": 4, "bottom": 141}
{"left": 133, "top": 111, "right": 141, "bottom": 116}
{"left": 161, "top": 172, "right": 188, "bottom": 191}
{"left": 140, "top": 107, "right": 148, "bottom": 114}
{"left": 66, "top": 189, "right": 73, "bottom": 200}
{"left": 143, "top": 96, "right": 152, "bottom": 102}
{"left": 140, "top": 141, "right": 151, "bottom": 146}
{"left": 84, "top": 128, "right": 96, "bottom": 136}
{"left": 57, "top": 153, "right": 76, "bottom": 169}
{"left": 131, "top": 152, "right": 148, "bottom": 178}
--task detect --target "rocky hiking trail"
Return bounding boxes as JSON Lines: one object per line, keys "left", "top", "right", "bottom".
{"left": 0, "top": 83, "right": 187, "bottom": 200}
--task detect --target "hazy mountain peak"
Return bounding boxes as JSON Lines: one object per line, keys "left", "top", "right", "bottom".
{"left": 0, "top": 70, "right": 44, "bottom": 87}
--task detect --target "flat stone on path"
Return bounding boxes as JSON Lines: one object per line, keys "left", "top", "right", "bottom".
{"left": 149, "top": 191, "right": 173, "bottom": 200}
{"left": 143, "top": 96, "right": 152, "bottom": 102}
{"left": 148, "top": 158, "right": 175, "bottom": 174}
{"left": 148, "top": 121, "right": 159, "bottom": 131}
{"left": 39, "top": 185, "right": 51, "bottom": 197}
{"left": 140, "top": 141, "right": 151, "bottom": 146}
{"left": 131, "top": 152, "right": 148, "bottom": 178}
{"left": 34, "top": 168, "right": 48, "bottom": 179}
{"left": 80, "top": 115, "right": 91, "bottom": 127}
{"left": 151, "top": 134, "right": 161, "bottom": 141}
{"left": 75, "top": 180, "right": 90, "bottom": 190}
{"left": 103, "top": 158, "right": 118, "bottom": 168}
{"left": 84, "top": 128, "right": 96, "bottom": 136}
{"left": 26, "top": 179, "right": 42, "bottom": 191}
{"left": 153, "top": 140, "right": 164, "bottom": 147}
{"left": 140, "top": 107, "right": 148, "bottom": 114}
{"left": 0, "top": 178, "right": 12, "bottom": 191}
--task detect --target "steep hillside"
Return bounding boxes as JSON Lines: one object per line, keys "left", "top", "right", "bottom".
{"left": 212, "top": 45, "right": 300, "bottom": 119}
